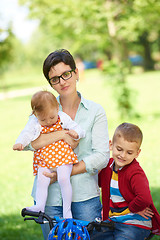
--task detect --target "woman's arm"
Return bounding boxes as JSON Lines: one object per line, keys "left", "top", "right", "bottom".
{"left": 82, "top": 106, "right": 110, "bottom": 174}
{"left": 71, "top": 160, "right": 86, "bottom": 175}
{"left": 43, "top": 105, "right": 110, "bottom": 181}
{"left": 43, "top": 160, "right": 86, "bottom": 184}
{"left": 31, "top": 130, "right": 79, "bottom": 150}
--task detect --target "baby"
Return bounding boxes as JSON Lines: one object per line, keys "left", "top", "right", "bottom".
{"left": 13, "top": 90, "right": 85, "bottom": 218}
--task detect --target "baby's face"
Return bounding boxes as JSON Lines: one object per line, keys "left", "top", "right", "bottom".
{"left": 110, "top": 137, "right": 141, "bottom": 171}
{"left": 36, "top": 107, "right": 59, "bottom": 127}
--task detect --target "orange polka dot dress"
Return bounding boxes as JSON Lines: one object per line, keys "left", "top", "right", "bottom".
{"left": 33, "top": 116, "right": 78, "bottom": 176}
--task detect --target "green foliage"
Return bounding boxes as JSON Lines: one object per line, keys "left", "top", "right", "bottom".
{"left": 19, "top": 0, "right": 160, "bottom": 71}
{"left": 102, "top": 60, "right": 138, "bottom": 119}
{"left": 0, "top": 27, "right": 15, "bottom": 73}
{"left": 19, "top": 0, "right": 111, "bottom": 59}
{"left": 0, "top": 26, "right": 22, "bottom": 92}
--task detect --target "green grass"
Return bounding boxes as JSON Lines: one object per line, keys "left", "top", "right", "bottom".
{"left": 0, "top": 68, "right": 160, "bottom": 239}
{"left": 0, "top": 66, "right": 46, "bottom": 92}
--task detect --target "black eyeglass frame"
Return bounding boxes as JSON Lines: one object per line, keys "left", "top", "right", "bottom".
{"left": 49, "top": 69, "right": 75, "bottom": 85}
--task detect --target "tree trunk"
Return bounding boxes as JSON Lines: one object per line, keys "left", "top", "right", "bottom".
{"left": 139, "top": 32, "right": 155, "bottom": 71}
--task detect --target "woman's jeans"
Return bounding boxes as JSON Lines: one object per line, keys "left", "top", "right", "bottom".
{"left": 41, "top": 196, "right": 102, "bottom": 240}
{"left": 90, "top": 220, "right": 151, "bottom": 240}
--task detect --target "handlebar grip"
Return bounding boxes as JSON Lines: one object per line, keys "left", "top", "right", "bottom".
{"left": 21, "top": 208, "right": 54, "bottom": 230}
{"left": 21, "top": 208, "right": 42, "bottom": 218}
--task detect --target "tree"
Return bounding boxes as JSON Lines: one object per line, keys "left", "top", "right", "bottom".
{"left": 0, "top": 26, "right": 16, "bottom": 91}
{"left": 19, "top": 0, "right": 160, "bottom": 67}
{"left": 18, "top": 0, "right": 160, "bottom": 118}
{"left": 19, "top": 0, "right": 111, "bottom": 59}
{"left": 0, "top": 27, "right": 14, "bottom": 71}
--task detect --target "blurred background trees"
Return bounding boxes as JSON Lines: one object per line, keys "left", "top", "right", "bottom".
{"left": 17, "top": 0, "right": 160, "bottom": 69}
{"left": 1, "top": 0, "right": 160, "bottom": 118}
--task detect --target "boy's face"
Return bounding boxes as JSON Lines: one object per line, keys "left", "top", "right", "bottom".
{"left": 110, "top": 137, "right": 141, "bottom": 171}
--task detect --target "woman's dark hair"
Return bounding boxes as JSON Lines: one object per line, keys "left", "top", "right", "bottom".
{"left": 43, "top": 49, "right": 76, "bottom": 81}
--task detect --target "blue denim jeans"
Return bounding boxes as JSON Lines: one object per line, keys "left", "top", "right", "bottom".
{"left": 41, "top": 196, "right": 102, "bottom": 240}
{"left": 90, "top": 220, "right": 151, "bottom": 240}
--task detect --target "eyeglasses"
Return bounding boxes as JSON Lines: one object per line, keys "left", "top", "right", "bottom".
{"left": 49, "top": 69, "right": 75, "bottom": 85}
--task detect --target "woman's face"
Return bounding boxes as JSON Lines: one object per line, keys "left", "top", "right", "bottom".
{"left": 48, "top": 62, "right": 79, "bottom": 97}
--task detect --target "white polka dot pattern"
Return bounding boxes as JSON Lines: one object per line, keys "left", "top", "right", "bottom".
{"left": 33, "top": 116, "right": 78, "bottom": 175}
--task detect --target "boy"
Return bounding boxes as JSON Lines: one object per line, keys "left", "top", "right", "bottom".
{"left": 91, "top": 123, "right": 160, "bottom": 240}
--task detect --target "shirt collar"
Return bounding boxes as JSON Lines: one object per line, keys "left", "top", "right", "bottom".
{"left": 77, "top": 91, "right": 89, "bottom": 110}
{"left": 57, "top": 91, "right": 89, "bottom": 110}
{"left": 109, "top": 159, "right": 123, "bottom": 171}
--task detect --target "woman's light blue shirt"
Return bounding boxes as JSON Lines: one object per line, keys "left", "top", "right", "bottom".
{"left": 31, "top": 92, "right": 110, "bottom": 205}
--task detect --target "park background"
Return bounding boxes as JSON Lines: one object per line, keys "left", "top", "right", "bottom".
{"left": 0, "top": 0, "right": 160, "bottom": 239}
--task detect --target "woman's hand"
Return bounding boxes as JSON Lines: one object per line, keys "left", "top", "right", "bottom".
{"left": 43, "top": 171, "right": 57, "bottom": 184}
{"left": 31, "top": 130, "right": 79, "bottom": 150}
{"left": 137, "top": 207, "right": 154, "bottom": 219}
{"left": 66, "top": 129, "right": 79, "bottom": 140}
{"left": 43, "top": 161, "right": 87, "bottom": 184}
{"left": 63, "top": 132, "right": 80, "bottom": 149}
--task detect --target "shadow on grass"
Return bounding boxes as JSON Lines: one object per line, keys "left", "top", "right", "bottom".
{"left": 0, "top": 213, "right": 43, "bottom": 240}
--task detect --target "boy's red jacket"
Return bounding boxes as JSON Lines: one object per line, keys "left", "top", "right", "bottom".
{"left": 98, "top": 158, "right": 160, "bottom": 235}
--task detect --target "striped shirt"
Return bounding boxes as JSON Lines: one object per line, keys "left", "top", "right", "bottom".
{"left": 109, "top": 168, "right": 152, "bottom": 229}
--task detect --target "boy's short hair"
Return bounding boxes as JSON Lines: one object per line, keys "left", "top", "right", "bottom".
{"left": 43, "top": 49, "right": 76, "bottom": 81}
{"left": 31, "top": 90, "right": 58, "bottom": 115}
{"left": 113, "top": 122, "right": 143, "bottom": 148}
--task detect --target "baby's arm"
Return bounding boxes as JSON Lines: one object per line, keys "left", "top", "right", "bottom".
{"left": 66, "top": 129, "right": 79, "bottom": 140}
{"left": 13, "top": 143, "right": 24, "bottom": 151}
{"left": 13, "top": 115, "right": 41, "bottom": 150}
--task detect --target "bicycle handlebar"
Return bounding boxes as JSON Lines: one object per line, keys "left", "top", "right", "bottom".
{"left": 22, "top": 208, "right": 54, "bottom": 220}
{"left": 21, "top": 208, "right": 56, "bottom": 229}
{"left": 21, "top": 208, "right": 114, "bottom": 233}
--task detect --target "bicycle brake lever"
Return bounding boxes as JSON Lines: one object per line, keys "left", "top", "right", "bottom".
{"left": 24, "top": 216, "right": 44, "bottom": 224}
{"left": 34, "top": 217, "right": 44, "bottom": 224}
{"left": 24, "top": 217, "right": 36, "bottom": 221}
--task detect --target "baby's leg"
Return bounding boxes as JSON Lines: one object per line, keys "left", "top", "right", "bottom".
{"left": 26, "top": 167, "right": 51, "bottom": 212}
{"left": 57, "top": 164, "right": 73, "bottom": 218}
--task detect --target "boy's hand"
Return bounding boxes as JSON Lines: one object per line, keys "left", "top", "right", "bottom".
{"left": 13, "top": 143, "right": 24, "bottom": 151}
{"left": 66, "top": 129, "right": 79, "bottom": 139}
{"left": 137, "top": 207, "right": 154, "bottom": 219}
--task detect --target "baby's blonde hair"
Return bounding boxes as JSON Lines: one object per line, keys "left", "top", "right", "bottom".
{"left": 31, "top": 90, "right": 58, "bottom": 116}
{"left": 113, "top": 122, "right": 143, "bottom": 148}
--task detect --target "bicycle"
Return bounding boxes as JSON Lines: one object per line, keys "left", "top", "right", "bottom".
{"left": 21, "top": 208, "right": 114, "bottom": 239}
{"left": 21, "top": 208, "right": 154, "bottom": 240}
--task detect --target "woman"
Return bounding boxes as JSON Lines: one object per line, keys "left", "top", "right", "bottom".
{"left": 27, "top": 49, "right": 110, "bottom": 239}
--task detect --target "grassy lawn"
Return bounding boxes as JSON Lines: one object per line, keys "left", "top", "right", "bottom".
{"left": 0, "top": 68, "right": 160, "bottom": 239}
{"left": 0, "top": 66, "right": 45, "bottom": 92}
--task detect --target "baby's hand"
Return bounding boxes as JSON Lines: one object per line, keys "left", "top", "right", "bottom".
{"left": 66, "top": 129, "right": 79, "bottom": 139}
{"left": 13, "top": 143, "right": 24, "bottom": 151}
